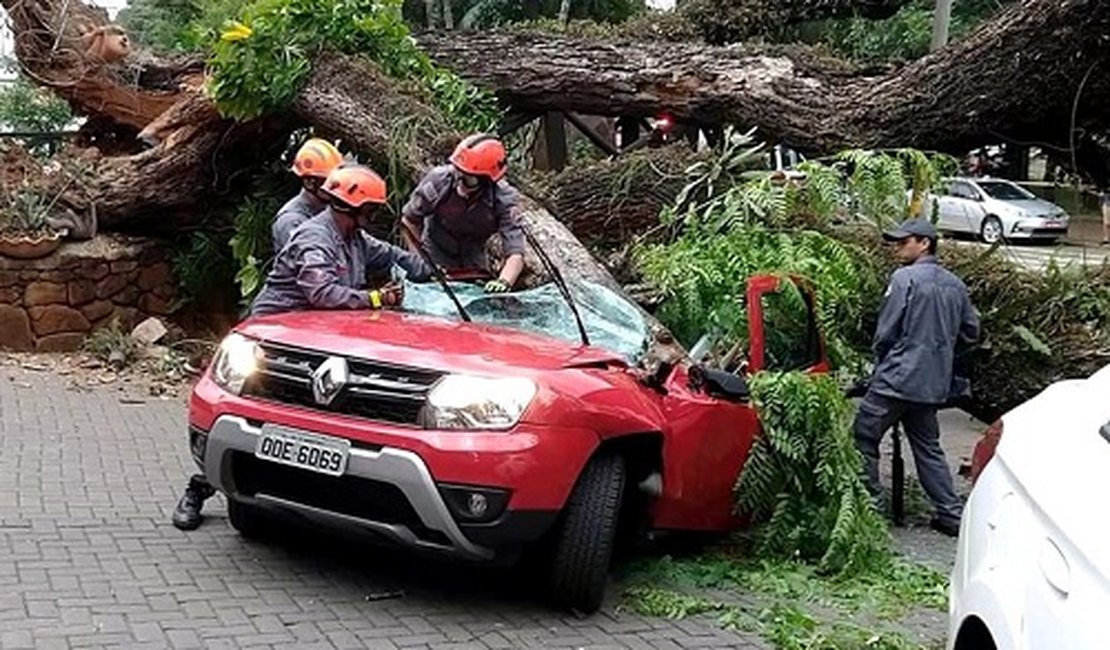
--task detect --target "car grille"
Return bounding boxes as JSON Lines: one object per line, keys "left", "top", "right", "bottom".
{"left": 231, "top": 452, "right": 449, "bottom": 545}
{"left": 242, "top": 341, "right": 443, "bottom": 426}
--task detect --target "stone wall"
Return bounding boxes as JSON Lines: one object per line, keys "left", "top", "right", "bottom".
{"left": 0, "top": 235, "right": 175, "bottom": 352}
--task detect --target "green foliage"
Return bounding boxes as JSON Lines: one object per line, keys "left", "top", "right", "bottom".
{"left": 206, "top": 0, "right": 498, "bottom": 131}
{"left": 0, "top": 184, "right": 63, "bottom": 233}
{"left": 673, "top": 127, "right": 765, "bottom": 210}
{"left": 0, "top": 76, "right": 73, "bottom": 133}
{"left": 635, "top": 148, "right": 951, "bottom": 373}
{"left": 636, "top": 224, "right": 879, "bottom": 372}
{"left": 118, "top": 0, "right": 201, "bottom": 52}
{"left": 460, "top": 0, "right": 645, "bottom": 29}
{"left": 228, "top": 164, "right": 298, "bottom": 306}
{"left": 621, "top": 551, "right": 946, "bottom": 649}
{"left": 789, "top": 0, "right": 1015, "bottom": 64}
{"left": 171, "top": 231, "right": 237, "bottom": 306}
{"left": 940, "top": 246, "right": 1110, "bottom": 417}
{"left": 739, "top": 371, "right": 888, "bottom": 574}
{"left": 83, "top": 318, "right": 141, "bottom": 368}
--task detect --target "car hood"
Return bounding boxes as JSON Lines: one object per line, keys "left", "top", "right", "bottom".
{"left": 999, "top": 198, "right": 1064, "bottom": 216}
{"left": 236, "top": 309, "right": 628, "bottom": 375}
{"left": 995, "top": 363, "right": 1110, "bottom": 577}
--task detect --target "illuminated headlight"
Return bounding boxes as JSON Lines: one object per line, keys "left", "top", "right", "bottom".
{"left": 211, "top": 333, "right": 260, "bottom": 395}
{"left": 424, "top": 375, "right": 537, "bottom": 430}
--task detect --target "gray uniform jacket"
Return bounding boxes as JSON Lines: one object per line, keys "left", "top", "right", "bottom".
{"left": 401, "top": 165, "right": 525, "bottom": 269}
{"left": 251, "top": 209, "right": 432, "bottom": 317}
{"left": 271, "top": 190, "right": 326, "bottom": 255}
{"left": 870, "top": 255, "right": 980, "bottom": 405}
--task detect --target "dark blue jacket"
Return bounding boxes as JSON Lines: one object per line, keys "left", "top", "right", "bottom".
{"left": 870, "top": 255, "right": 980, "bottom": 405}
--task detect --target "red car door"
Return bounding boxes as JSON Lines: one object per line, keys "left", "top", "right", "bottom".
{"left": 652, "top": 274, "right": 829, "bottom": 531}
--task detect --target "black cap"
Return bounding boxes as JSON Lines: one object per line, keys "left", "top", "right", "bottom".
{"left": 883, "top": 218, "right": 937, "bottom": 242}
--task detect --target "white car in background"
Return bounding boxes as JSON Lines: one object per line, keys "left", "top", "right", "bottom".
{"left": 948, "top": 364, "right": 1110, "bottom": 649}
{"left": 927, "top": 177, "right": 1071, "bottom": 244}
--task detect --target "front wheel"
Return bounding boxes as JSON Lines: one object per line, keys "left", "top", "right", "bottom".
{"left": 980, "top": 216, "right": 1004, "bottom": 244}
{"left": 227, "top": 499, "right": 271, "bottom": 539}
{"left": 547, "top": 454, "right": 626, "bottom": 613}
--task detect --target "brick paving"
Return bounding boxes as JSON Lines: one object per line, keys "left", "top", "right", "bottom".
{"left": 0, "top": 365, "right": 766, "bottom": 649}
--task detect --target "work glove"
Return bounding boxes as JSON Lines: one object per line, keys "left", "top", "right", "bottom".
{"left": 484, "top": 278, "right": 511, "bottom": 294}
{"left": 369, "top": 282, "right": 404, "bottom": 309}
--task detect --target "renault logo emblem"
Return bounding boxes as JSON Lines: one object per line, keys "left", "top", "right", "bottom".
{"left": 311, "top": 356, "right": 349, "bottom": 405}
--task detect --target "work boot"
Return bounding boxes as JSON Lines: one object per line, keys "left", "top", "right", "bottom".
{"left": 172, "top": 476, "right": 215, "bottom": 531}
{"left": 929, "top": 516, "right": 960, "bottom": 538}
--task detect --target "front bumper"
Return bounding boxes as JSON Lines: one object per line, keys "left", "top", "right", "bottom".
{"left": 202, "top": 415, "right": 557, "bottom": 561}
{"left": 1009, "top": 221, "right": 1068, "bottom": 239}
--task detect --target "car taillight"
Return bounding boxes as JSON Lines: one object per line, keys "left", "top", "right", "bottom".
{"left": 969, "top": 419, "right": 1003, "bottom": 484}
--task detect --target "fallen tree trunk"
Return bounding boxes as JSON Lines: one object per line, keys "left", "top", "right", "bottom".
{"left": 420, "top": 0, "right": 1110, "bottom": 166}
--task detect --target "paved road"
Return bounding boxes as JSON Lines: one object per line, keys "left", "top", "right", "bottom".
{"left": 0, "top": 364, "right": 763, "bottom": 650}
{"left": 949, "top": 239, "right": 1109, "bottom": 272}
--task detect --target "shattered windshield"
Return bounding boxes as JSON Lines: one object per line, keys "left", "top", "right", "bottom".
{"left": 399, "top": 276, "right": 651, "bottom": 362}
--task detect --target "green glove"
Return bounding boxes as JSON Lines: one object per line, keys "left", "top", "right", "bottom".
{"left": 484, "top": 279, "right": 510, "bottom": 293}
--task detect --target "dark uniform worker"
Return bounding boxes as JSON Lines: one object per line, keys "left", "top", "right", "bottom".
{"left": 853, "top": 218, "right": 980, "bottom": 537}
{"left": 251, "top": 165, "right": 432, "bottom": 316}
{"left": 171, "top": 165, "right": 431, "bottom": 531}
{"left": 271, "top": 138, "right": 344, "bottom": 254}
{"left": 401, "top": 134, "right": 525, "bottom": 292}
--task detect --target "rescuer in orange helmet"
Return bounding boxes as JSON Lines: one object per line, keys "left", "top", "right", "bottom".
{"left": 272, "top": 138, "right": 345, "bottom": 254}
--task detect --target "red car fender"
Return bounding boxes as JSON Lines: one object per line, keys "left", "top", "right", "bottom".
{"left": 520, "top": 367, "right": 668, "bottom": 436}
{"left": 650, "top": 365, "right": 761, "bottom": 531}
{"left": 970, "top": 419, "right": 1003, "bottom": 484}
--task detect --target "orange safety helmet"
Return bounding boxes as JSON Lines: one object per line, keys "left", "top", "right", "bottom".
{"left": 291, "top": 138, "right": 343, "bottom": 179}
{"left": 449, "top": 134, "right": 508, "bottom": 182}
{"left": 320, "top": 166, "right": 388, "bottom": 209}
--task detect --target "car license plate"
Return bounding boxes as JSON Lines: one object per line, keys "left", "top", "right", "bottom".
{"left": 255, "top": 425, "right": 350, "bottom": 477}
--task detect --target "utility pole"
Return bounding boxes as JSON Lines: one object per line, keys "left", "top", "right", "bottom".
{"left": 931, "top": 0, "right": 954, "bottom": 50}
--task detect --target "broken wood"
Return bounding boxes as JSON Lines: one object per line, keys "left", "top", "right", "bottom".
{"left": 1, "top": 0, "right": 200, "bottom": 132}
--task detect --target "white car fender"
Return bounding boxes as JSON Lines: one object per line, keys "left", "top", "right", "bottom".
{"left": 947, "top": 583, "right": 1016, "bottom": 650}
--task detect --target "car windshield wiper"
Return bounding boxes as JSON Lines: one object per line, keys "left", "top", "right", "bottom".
{"left": 521, "top": 225, "right": 591, "bottom": 347}
{"left": 398, "top": 220, "right": 471, "bottom": 323}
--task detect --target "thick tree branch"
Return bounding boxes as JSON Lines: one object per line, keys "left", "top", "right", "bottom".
{"left": 0, "top": 0, "right": 200, "bottom": 130}
{"left": 419, "top": 0, "right": 1110, "bottom": 156}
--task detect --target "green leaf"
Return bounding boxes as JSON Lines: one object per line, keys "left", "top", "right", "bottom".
{"left": 1012, "top": 324, "right": 1053, "bottom": 356}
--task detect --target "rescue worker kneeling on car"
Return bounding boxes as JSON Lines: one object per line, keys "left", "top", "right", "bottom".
{"left": 401, "top": 133, "right": 525, "bottom": 293}
{"left": 272, "top": 137, "right": 345, "bottom": 254}
{"left": 171, "top": 165, "right": 431, "bottom": 531}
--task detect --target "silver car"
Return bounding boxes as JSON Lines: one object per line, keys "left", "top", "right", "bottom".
{"left": 926, "top": 177, "right": 1070, "bottom": 244}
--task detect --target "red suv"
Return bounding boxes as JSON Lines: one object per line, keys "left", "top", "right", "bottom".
{"left": 188, "top": 273, "right": 826, "bottom": 612}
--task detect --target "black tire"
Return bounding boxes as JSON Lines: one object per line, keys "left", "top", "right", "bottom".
{"left": 227, "top": 499, "right": 270, "bottom": 538}
{"left": 547, "top": 453, "right": 626, "bottom": 613}
{"left": 980, "top": 215, "right": 1004, "bottom": 244}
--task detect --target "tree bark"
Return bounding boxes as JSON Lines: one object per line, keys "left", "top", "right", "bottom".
{"left": 0, "top": 0, "right": 200, "bottom": 132}
{"left": 558, "top": 0, "right": 572, "bottom": 25}
{"left": 425, "top": 0, "right": 439, "bottom": 29}
{"left": 441, "top": 0, "right": 454, "bottom": 30}
{"left": 419, "top": 0, "right": 1110, "bottom": 160}
{"left": 69, "top": 95, "right": 292, "bottom": 231}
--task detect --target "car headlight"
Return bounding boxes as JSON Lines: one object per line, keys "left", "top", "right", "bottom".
{"left": 211, "top": 333, "right": 260, "bottom": 395}
{"left": 424, "top": 375, "right": 537, "bottom": 430}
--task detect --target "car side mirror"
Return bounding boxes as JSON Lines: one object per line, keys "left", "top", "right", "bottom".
{"left": 688, "top": 364, "right": 750, "bottom": 403}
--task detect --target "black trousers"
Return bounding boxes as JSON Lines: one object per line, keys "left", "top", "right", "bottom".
{"left": 853, "top": 391, "right": 963, "bottom": 525}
